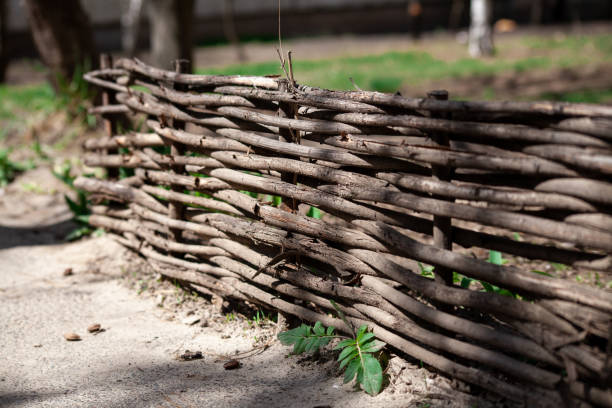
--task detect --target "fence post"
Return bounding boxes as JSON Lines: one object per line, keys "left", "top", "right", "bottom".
{"left": 276, "top": 78, "right": 298, "bottom": 326}
{"left": 99, "top": 54, "right": 118, "bottom": 179}
{"left": 277, "top": 78, "right": 300, "bottom": 212}
{"left": 166, "top": 59, "right": 190, "bottom": 243}
{"left": 427, "top": 90, "right": 454, "bottom": 286}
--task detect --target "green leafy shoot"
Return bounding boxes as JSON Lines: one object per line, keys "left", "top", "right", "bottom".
{"left": 239, "top": 190, "right": 259, "bottom": 199}
{"left": 63, "top": 190, "right": 92, "bottom": 241}
{"left": 52, "top": 160, "right": 76, "bottom": 187}
{"left": 0, "top": 148, "right": 36, "bottom": 186}
{"left": 278, "top": 300, "right": 387, "bottom": 396}
{"left": 249, "top": 309, "right": 275, "bottom": 327}
{"left": 453, "top": 271, "right": 473, "bottom": 288}
{"left": 487, "top": 250, "right": 508, "bottom": 265}
{"left": 551, "top": 262, "right": 567, "bottom": 271}
{"left": 53, "top": 160, "right": 94, "bottom": 241}
{"left": 417, "top": 262, "right": 435, "bottom": 279}
{"left": 333, "top": 324, "right": 386, "bottom": 395}
{"left": 424, "top": 260, "right": 515, "bottom": 297}
{"left": 483, "top": 250, "right": 517, "bottom": 296}
{"left": 278, "top": 322, "right": 336, "bottom": 354}
{"left": 307, "top": 206, "right": 322, "bottom": 219}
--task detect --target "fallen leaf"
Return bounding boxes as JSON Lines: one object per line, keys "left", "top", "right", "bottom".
{"left": 223, "top": 359, "right": 241, "bottom": 370}
{"left": 64, "top": 333, "right": 81, "bottom": 341}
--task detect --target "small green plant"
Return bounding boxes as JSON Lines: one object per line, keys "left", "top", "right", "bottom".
{"left": 594, "top": 272, "right": 603, "bottom": 288}
{"left": 278, "top": 301, "right": 386, "bottom": 395}
{"left": 418, "top": 262, "right": 435, "bottom": 279}
{"left": 0, "top": 148, "right": 36, "bottom": 186}
{"left": 421, "top": 254, "right": 516, "bottom": 297}
{"left": 53, "top": 160, "right": 96, "bottom": 241}
{"left": 239, "top": 190, "right": 259, "bottom": 199}
{"left": 307, "top": 206, "right": 322, "bottom": 219}
{"left": 54, "top": 61, "right": 97, "bottom": 127}
{"left": 225, "top": 312, "right": 237, "bottom": 322}
{"left": 550, "top": 262, "right": 567, "bottom": 272}
{"left": 31, "top": 141, "right": 49, "bottom": 161}
{"left": 249, "top": 309, "right": 274, "bottom": 327}
{"left": 420, "top": 263, "right": 474, "bottom": 289}
{"left": 453, "top": 271, "right": 473, "bottom": 289}
{"left": 21, "top": 181, "right": 47, "bottom": 194}
{"left": 487, "top": 250, "right": 509, "bottom": 265}
{"left": 482, "top": 250, "right": 516, "bottom": 297}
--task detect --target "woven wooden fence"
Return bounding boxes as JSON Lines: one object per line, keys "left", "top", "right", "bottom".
{"left": 79, "top": 57, "right": 612, "bottom": 407}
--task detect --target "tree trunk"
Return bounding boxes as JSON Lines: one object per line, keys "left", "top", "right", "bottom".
{"left": 223, "top": 0, "right": 245, "bottom": 62}
{"left": 23, "top": 0, "right": 96, "bottom": 92}
{"left": 0, "top": 0, "right": 7, "bottom": 83}
{"left": 468, "top": 0, "right": 493, "bottom": 57}
{"left": 530, "top": 0, "right": 544, "bottom": 24}
{"left": 147, "top": 0, "right": 194, "bottom": 72}
{"left": 121, "top": 0, "right": 144, "bottom": 57}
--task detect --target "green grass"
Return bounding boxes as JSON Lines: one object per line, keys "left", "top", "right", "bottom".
{"left": 539, "top": 89, "right": 612, "bottom": 104}
{"left": 198, "top": 51, "right": 561, "bottom": 93}
{"left": 522, "top": 33, "right": 612, "bottom": 56}
{"left": 1, "top": 33, "right": 609, "bottom": 135}
{"left": 0, "top": 148, "right": 36, "bottom": 186}
{"left": 0, "top": 62, "right": 95, "bottom": 149}
{"left": 0, "top": 82, "right": 57, "bottom": 120}
{"left": 197, "top": 49, "right": 612, "bottom": 102}
{"left": 195, "top": 32, "right": 612, "bottom": 100}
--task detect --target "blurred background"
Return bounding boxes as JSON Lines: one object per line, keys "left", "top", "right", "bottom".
{"left": 0, "top": 0, "right": 611, "bottom": 181}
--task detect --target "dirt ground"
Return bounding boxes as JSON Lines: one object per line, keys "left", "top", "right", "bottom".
{"left": 0, "top": 166, "right": 513, "bottom": 408}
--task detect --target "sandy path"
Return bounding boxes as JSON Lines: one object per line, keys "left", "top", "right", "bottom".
{"left": 0, "top": 167, "right": 465, "bottom": 408}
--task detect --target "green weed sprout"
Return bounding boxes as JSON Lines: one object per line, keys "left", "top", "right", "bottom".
{"left": 278, "top": 301, "right": 386, "bottom": 396}
{"left": 52, "top": 160, "right": 98, "bottom": 241}
{"left": 0, "top": 148, "right": 36, "bottom": 186}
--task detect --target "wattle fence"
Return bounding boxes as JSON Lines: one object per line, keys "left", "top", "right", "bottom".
{"left": 79, "top": 57, "right": 612, "bottom": 407}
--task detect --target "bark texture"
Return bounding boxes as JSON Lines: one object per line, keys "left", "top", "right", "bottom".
{"left": 147, "top": 0, "right": 194, "bottom": 71}
{"left": 24, "top": 0, "right": 96, "bottom": 90}
{"left": 469, "top": 0, "right": 494, "bottom": 57}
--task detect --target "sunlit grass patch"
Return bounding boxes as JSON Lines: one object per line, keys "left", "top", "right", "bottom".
{"left": 197, "top": 50, "right": 560, "bottom": 92}
{"left": 0, "top": 82, "right": 57, "bottom": 120}
{"left": 539, "top": 88, "right": 612, "bottom": 104}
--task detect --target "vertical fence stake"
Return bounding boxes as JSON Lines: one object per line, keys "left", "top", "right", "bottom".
{"left": 428, "top": 90, "right": 454, "bottom": 286}
{"left": 167, "top": 59, "right": 190, "bottom": 244}
{"left": 99, "top": 54, "right": 118, "bottom": 179}
{"left": 277, "top": 79, "right": 300, "bottom": 212}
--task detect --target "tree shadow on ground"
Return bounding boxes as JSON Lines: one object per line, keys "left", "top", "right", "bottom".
{"left": 1, "top": 354, "right": 341, "bottom": 408}
{"left": 0, "top": 219, "right": 76, "bottom": 250}
{"left": 1, "top": 348, "right": 492, "bottom": 408}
